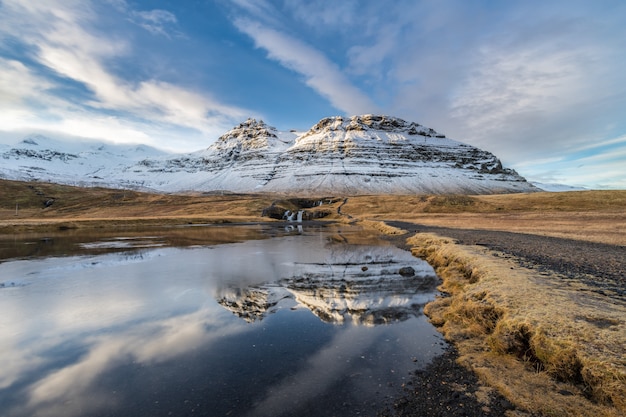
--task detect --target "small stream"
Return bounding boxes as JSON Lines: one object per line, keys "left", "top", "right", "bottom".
{"left": 0, "top": 224, "right": 444, "bottom": 417}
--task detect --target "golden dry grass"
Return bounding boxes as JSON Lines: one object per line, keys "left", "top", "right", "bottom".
{"left": 0, "top": 180, "right": 350, "bottom": 232}
{"left": 0, "top": 180, "right": 281, "bottom": 231}
{"left": 353, "top": 219, "right": 408, "bottom": 235}
{"left": 340, "top": 192, "right": 626, "bottom": 246}
{"left": 3, "top": 180, "right": 625, "bottom": 245}
{"left": 408, "top": 233, "right": 625, "bottom": 417}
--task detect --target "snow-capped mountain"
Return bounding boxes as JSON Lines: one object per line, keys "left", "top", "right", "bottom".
{"left": 0, "top": 134, "right": 168, "bottom": 189}
{"left": 0, "top": 115, "right": 538, "bottom": 194}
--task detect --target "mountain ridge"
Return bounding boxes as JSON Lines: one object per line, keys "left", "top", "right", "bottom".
{"left": 0, "top": 115, "right": 538, "bottom": 195}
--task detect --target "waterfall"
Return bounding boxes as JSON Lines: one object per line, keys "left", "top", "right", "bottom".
{"left": 284, "top": 210, "right": 304, "bottom": 222}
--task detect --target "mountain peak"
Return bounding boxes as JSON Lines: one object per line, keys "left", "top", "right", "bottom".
{"left": 302, "top": 115, "right": 445, "bottom": 138}
{"left": 217, "top": 118, "right": 277, "bottom": 142}
{"left": 209, "top": 118, "right": 279, "bottom": 155}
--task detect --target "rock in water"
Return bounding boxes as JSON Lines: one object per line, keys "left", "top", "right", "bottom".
{"left": 399, "top": 266, "right": 416, "bottom": 277}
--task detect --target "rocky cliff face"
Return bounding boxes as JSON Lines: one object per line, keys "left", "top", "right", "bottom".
{"left": 253, "top": 115, "right": 532, "bottom": 194}
{"left": 0, "top": 115, "right": 538, "bottom": 194}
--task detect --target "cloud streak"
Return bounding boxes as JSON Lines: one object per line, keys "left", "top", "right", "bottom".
{"left": 130, "top": 9, "right": 179, "bottom": 38}
{"left": 302, "top": 0, "right": 626, "bottom": 188}
{"left": 233, "top": 17, "right": 378, "bottom": 116}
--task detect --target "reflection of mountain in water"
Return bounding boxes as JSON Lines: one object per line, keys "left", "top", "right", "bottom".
{"left": 217, "top": 286, "right": 291, "bottom": 323}
{"left": 216, "top": 244, "right": 439, "bottom": 326}
{"left": 284, "top": 272, "right": 438, "bottom": 325}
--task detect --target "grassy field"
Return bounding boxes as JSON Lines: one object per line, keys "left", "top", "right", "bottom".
{"left": 0, "top": 180, "right": 278, "bottom": 231}
{"left": 3, "top": 179, "right": 625, "bottom": 244}
{"left": 2, "top": 178, "right": 625, "bottom": 416}
{"left": 340, "top": 192, "right": 626, "bottom": 246}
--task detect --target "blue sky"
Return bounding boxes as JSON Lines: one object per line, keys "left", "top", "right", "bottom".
{"left": 1, "top": 0, "right": 625, "bottom": 189}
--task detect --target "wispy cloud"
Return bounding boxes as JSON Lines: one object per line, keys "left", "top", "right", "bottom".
{"left": 282, "top": 0, "right": 359, "bottom": 28}
{"left": 229, "top": 0, "right": 280, "bottom": 26}
{"left": 233, "top": 18, "right": 378, "bottom": 115}
{"left": 449, "top": 43, "right": 590, "bottom": 140}
{"left": 0, "top": 58, "right": 53, "bottom": 111}
{"left": 513, "top": 134, "right": 626, "bottom": 188}
{"left": 106, "top": 0, "right": 181, "bottom": 38}
{"left": 352, "top": 2, "right": 626, "bottom": 177}
{"left": 130, "top": 9, "right": 179, "bottom": 38}
{"left": 0, "top": 0, "right": 248, "bottom": 149}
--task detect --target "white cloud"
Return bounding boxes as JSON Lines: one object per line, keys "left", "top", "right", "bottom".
{"left": 0, "top": 59, "right": 51, "bottom": 107}
{"left": 234, "top": 18, "right": 378, "bottom": 115}
{"left": 0, "top": 0, "right": 248, "bottom": 150}
{"left": 105, "top": 0, "right": 180, "bottom": 38}
{"left": 449, "top": 44, "right": 587, "bottom": 133}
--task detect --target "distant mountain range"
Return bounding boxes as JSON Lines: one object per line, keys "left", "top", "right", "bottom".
{"left": 0, "top": 115, "right": 539, "bottom": 194}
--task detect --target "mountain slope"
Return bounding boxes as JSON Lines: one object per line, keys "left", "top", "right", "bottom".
{"left": 258, "top": 115, "right": 533, "bottom": 194}
{"left": 0, "top": 116, "right": 538, "bottom": 194}
{"left": 0, "top": 134, "right": 168, "bottom": 189}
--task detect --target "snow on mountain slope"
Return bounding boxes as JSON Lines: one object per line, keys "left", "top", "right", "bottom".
{"left": 0, "top": 134, "right": 169, "bottom": 189}
{"left": 255, "top": 115, "right": 535, "bottom": 194}
{"left": 132, "top": 119, "right": 298, "bottom": 192}
{"left": 0, "top": 116, "right": 538, "bottom": 194}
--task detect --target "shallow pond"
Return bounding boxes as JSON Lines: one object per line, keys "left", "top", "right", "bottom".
{"left": 0, "top": 224, "right": 444, "bottom": 417}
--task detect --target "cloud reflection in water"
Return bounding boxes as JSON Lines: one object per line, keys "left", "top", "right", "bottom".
{"left": 0, "top": 226, "right": 442, "bottom": 417}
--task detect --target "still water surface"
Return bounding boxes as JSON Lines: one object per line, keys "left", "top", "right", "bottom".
{"left": 0, "top": 224, "right": 444, "bottom": 416}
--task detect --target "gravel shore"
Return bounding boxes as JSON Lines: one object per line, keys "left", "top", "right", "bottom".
{"left": 379, "top": 345, "right": 521, "bottom": 417}
{"left": 380, "top": 222, "right": 625, "bottom": 417}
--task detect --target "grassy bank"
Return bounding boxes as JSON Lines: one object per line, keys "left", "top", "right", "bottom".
{"left": 407, "top": 233, "right": 625, "bottom": 417}
{"left": 337, "top": 194, "right": 626, "bottom": 416}
{"left": 0, "top": 179, "right": 350, "bottom": 232}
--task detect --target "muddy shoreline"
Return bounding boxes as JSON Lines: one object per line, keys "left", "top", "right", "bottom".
{"left": 380, "top": 221, "right": 625, "bottom": 417}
